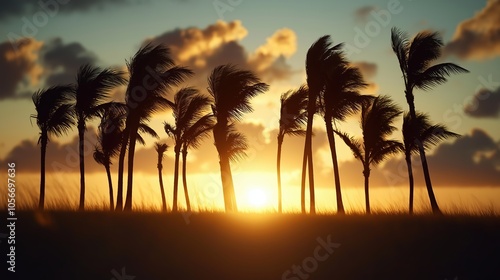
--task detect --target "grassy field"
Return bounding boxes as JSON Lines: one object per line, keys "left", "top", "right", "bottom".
{"left": 2, "top": 211, "right": 500, "bottom": 280}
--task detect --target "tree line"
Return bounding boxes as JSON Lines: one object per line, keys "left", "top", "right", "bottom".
{"left": 31, "top": 27, "right": 467, "bottom": 214}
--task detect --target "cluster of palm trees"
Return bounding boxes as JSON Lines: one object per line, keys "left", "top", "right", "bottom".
{"left": 31, "top": 27, "right": 467, "bottom": 214}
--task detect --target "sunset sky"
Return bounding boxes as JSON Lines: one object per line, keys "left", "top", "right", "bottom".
{"left": 0, "top": 0, "right": 499, "bottom": 211}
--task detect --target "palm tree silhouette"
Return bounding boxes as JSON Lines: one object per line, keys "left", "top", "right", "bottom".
{"left": 402, "top": 112, "right": 459, "bottom": 214}
{"left": 208, "top": 65, "right": 268, "bottom": 212}
{"left": 122, "top": 44, "right": 192, "bottom": 211}
{"left": 71, "top": 64, "right": 126, "bottom": 210}
{"left": 335, "top": 96, "right": 402, "bottom": 214}
{"left": 154, "top": 142, "right": 169, "bottom": 212}
{"left": 301, "top": 36, "right": 342, "bottom": 214}
{"left": 164, "top": 87, "right": 211, "bottom": 212}
{"left": 319, "top": 48, "right": 373, "bottom": 214}
{"left": 93, "top": 104, "right": 125, "bottom": 211}
{"left": 391, "top": 27, "right": 468, "bottom": 213}
{"left": 277, "top": 85, "right": 308, "bottom": 213}
{"left": 31, "top": 85, "right": 74, "bottom": 210}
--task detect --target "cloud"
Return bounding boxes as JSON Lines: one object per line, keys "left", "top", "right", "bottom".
{"left": 0, "top": 38, "right": 43, "bottom": 99}
{"left": 444, "top": 0, "right": 500, "bottom": 60}
{"left": 350, "top": 61, "right": 379, "bottom": 94}
{"left": 378, "top": 129, "right": 500, "bottom": 187}
{"left": 145, "top": 20, "right": 297, "bottom": 86}
{"left": 464, "top": 86, "right": 500, "bottom": 118}
{"left": 0, "top": 0, "right": 138, "bottom": 21}
{"left": 354, "top": 6, "right": 376, "bottom": 22}
{"left": 41, "top": 38, "right": 98, "bottom": 86}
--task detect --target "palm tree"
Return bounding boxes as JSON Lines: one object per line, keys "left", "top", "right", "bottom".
{"left": 391, "top": 27, "right": 468, "bottom": 213}
{"left": 164, "top": 87, "right": 211, "bottom": 212}
{"left": 93, "top": 105, "right": 123, "bottom": 211}
{"left": 208, "top": 65, "right": 268, "bottom": 212}
{"left": 402, "top": 112, "right": 459, "bottom": 214}
{"left": 335, "top": 96, "right": 402, "bottom": 214}
{"left": 154, "top": 142, "right": 169, "bottom": 212}
{"left": 181, "top": 114, "right": 214, "bottom": 212}
{"left": 301, "top": 36, "right": 343, "bottom": 214}
{"left": 277, "top": 86, "right": 308, "bottom": 213}
{"left": 71, "top": 64, "right": 126, "bottom": 210}
{"left": 320, "top": 49, "right": 373, "bottom": 214}
{"left": 31, "top": 85, "right": 74, "bottom": 210}
{"left": 122, "top": 44, "right": 192, "bottom": 211}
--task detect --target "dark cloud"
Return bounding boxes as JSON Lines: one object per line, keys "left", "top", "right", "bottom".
{"left": 354, "top": 6, "right": 376, "bottom": 22}
{"left": 0, "top": 38, "right": 43, "bottom": 99}
{"left": 0, "top": 0, "right": 138, "bottom": 21}
{"left": 464, "top": 86, "right": 500, "bottom": 118}
{"left": 145, "top": 20, "right": 297, "bottom": 87}
{"left": 41, "top": 38, "right": 98, "bottom": 86}
{"left": 375, "top": 129, "right": 500, "bottom": 187}
{"left": 445, "top": 0, "right": 500, "bottom": 60}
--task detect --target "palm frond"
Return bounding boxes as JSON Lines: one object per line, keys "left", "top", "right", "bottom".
{"left": 333, "top": 129, "right": 364, "bottom": 163}
{"left": 414, "top": 62, "right": 469, "bottom": 91}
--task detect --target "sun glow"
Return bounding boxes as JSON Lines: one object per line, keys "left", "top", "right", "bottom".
{"left": 245, "top": 187, "right": 268, "bottom": 209}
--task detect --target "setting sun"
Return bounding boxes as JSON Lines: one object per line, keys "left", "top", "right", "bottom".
{"left": 245, "top": 187, "right": 269, "bottom": 210}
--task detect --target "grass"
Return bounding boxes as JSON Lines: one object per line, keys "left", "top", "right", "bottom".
{"left": 2, "top": 210, "right": 500, "bottom": 280}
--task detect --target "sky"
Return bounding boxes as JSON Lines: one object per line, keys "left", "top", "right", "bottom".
{"left": 0, "top": 0, "right": 499, "bottom": 211}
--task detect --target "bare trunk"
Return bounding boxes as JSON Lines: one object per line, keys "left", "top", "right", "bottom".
{"left": 364, "top": 167, "right": 370, "bottom": 214}
{"left": 302, "top": 88, "right": 316, "bottom": 214}
{"left": 276, "top": 134, "right": 284, "bottom": 213}
{"left": 115, "top": 128, "right": 129, "bottom": 211}
{"left": 124, "top": 123, "right": 138, "bottom": 211}
{"left": 325, "top": 116, "right": 345, "bottom": 214}
{"left": 405, "top": 153, "right": 414, "bottom": 214}
{"left": 172, "top": 148, "right": 180, "bottom": 212}
{"left": 105, "top": 164, "right": 114, "bottom": 211}
{"left": 182, "top": 148, "right": 191, "bottom": 212}
{"left": 213, "top": 123, "right": 237, "bottom": 212}
{"left": 157, "top": 155, "right": 167, "bottom": 212}
{"left": 38, "top": 132, "right": 47, "bottom": 210}
{"left": 300, "top": 141, "right": 307, "bottom": 213}
{"left": 78, "top": 121, "right": 85, "bottom": 211}
{"left": 406, "top": 90, "right": 440, "bottom": 214}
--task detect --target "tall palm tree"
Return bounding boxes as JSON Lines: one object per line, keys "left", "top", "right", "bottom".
{"left": 122, "top": 44, "right": 192, "bottom": 211}
{"left": 391, "top": 27, "right": 468, "bottom": 213}
{"left": 181, "top": 114, "right": 214, "bottom": 212}
{"left": 335, "top": 96, "right": 402, "bottom": 214}
{"left": 31, "top": 85, "right": 74, "bottom": 210}
{"left": 301, "top": 36, "right": 343, "bottom": 214}
{"left": 154, "top": 142, "right": 169, "bottom": 212}
{"left": 320, "top": 49, "right": 373, "bottom": 214}
{"left": 164, "top": 87, "right": 211, "bottom": 212}
{"left": 208, "top": 65, "right": 268, "bottom": 212}
{"left": 277, "top": 86, "right": 308, "bottom": 213}
{"left": 71, "top": 64, "right": 126, "bottom": 210}
{"left": 402, "top": 112, "right": 459, "bottom": 214}
{"left": 93, "top": 104, "right": 124, "bottom": 211}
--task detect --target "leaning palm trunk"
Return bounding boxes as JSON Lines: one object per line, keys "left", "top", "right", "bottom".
{"left": 104, "top": 164, "right": 114, "bottom": 211}
{"left": 157, "top": 155, "right": 167, "bottom": 212}
{"left": 406, "top": 92, "right": 440, "bottom": 214}
{"left": 115, "top": 128, "right": 129, "bottom": 211}
{"left": 324, "top": 116, "right": 345, "bottom": 214}
{"left": 39, "top": 132, "right": 48, "bottom": 210}
{"left": 78, "top": 121, "right": 86, "bottom": 210}
{"left": 276, "top": 135, "right": 284, "bottom": 213}
{"left": 300, "top": 145, "right": 307, "bottom": 213}
{"left": 172, "top": 148, "right": 181, "bottom": 212}
{"left": 302, "top": 98, "right": 316, "bottom": 214}
{"left": 214, "top": 125, "right": 237, "bottom": 212}
{"left": 124, "top": 121, "right": 139, "bottom": 211}
{"left": 181, "top": 149, "right": 191, "bottom": 212}
{"left": 363, "top": 167, "right": 370, "bottom": 214}
{"left": 405, "top": 152, "right": 415, "bottom": 214}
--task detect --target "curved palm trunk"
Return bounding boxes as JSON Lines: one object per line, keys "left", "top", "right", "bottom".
{"left": 181, "top": 149, "right": 191, "bottom": 212}
{"left": 276, "top": 134, "right": 284, "bottom": 213}
{"left": 214, "top": 124, "right": 237, "bottom": 212}
{"left": 39, "top": 132, "right": 48, "bottom": 210}
{"left": 78, "top": 121, "right": 85, "bottom": 211}
{"left": 172, "top": 148, "right": 181, "bottom": 212}
{"left": 302, "top": 90, "right": 316, "bottom": 214}
{"left": 363, "top": 167, "right": 370, "bottom": 214}
{"left": 324, "top": 117, "right": 345, "bottom": 214}
{"left": 300, "top": 143, "right": 307, "bottom": 213}
{"left": 157, "top": 155, "right": 167, "bottom": 212}
{"left": 405, "top": 153, "right": 414, "bottom": 214}
{"left": 104, "top": 164, "right": 114, "bottom": 211}
{"left": 115, "top": 129, "right": 129, "bottom": 211}
{"left": 406, "top": 91, "right": 440, "bottom": 214}
{"left": 124, "top": 122, "right": 139, "bottom": 211}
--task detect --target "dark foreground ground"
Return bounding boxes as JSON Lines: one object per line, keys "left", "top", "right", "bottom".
{"left": 1, "top": 211, "right": 500, "bottom": 280}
